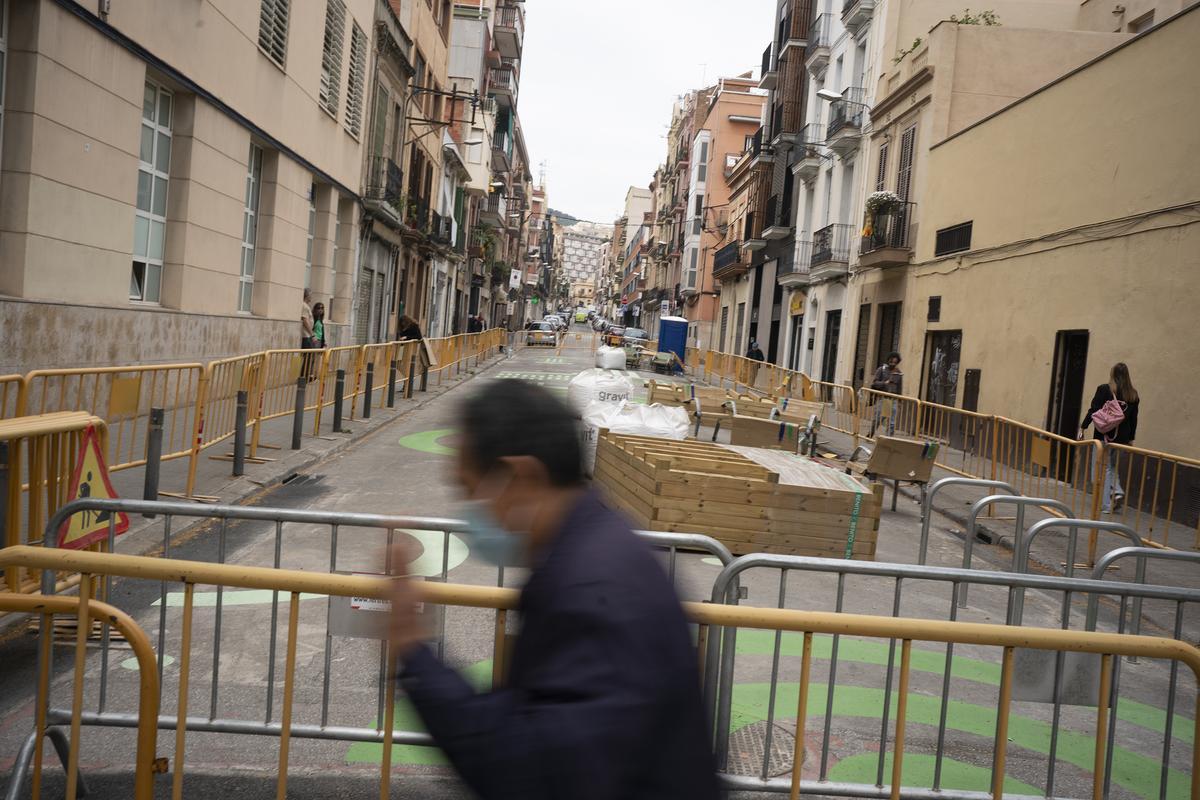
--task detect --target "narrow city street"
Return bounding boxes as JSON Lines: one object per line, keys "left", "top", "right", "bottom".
{"left": 1, "top": 323, "right": 1193, "bottom": 799}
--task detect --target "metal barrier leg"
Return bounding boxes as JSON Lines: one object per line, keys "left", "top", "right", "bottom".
{"left": 332, "top": 370, "right": 346, "bottom": 433}
{"left": 406, "top": 360, "right": 415, "bottom": 400}
{"left": 4, "top": 727, "right": 90, "bottom": 800}
{"left": 387, "top": 360, "right": 397, "bottom": 408}
{"left": 420, "top": 367, "right": 428, "bottom": 393}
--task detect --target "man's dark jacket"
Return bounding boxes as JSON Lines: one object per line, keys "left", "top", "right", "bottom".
{"left": 398, "top": 491, "right": 720, "bottom": 799}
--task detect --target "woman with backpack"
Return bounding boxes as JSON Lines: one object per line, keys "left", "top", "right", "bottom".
{"left": 1079, "top": 362, "right": 1140, "bottom": 513}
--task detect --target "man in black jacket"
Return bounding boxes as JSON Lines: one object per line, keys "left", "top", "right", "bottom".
{"left": 388, "top": 380, "right": 719, "bottom": 800}
{"left": 388, "top": 383, "right": 715, "bottom": 800}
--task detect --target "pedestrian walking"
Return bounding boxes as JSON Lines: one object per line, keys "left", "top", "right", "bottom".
{"left": 1079, "top": 362, "right": 1140, "bottom": 513}
{"left": 387, "top": 380, "right": 720, "bottom": 800}
{"left": 398, "top": 314, "right": 423, "bottom": 341}
{"left": 869, "top": 351, "right": 904, "bottom": 437}
{"left": 745, "top": 338, "right": 765, "bottom": 388}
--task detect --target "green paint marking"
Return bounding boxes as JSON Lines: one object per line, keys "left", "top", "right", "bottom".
{"left": 828, "top": 753, "right": 1042, "bottom": 796}
{"left": 701, "top": 557, "right": 724, "bottom": 567}
{"left": 398, "top": 428, "right": 457, "bottom": 456}
{"left": 496, "top": 371, "right": 575, "bottom": 382}
{"left": 121, "top": 654, "right": 174, "bottom": 671}
{"left": 733, "top": 630, "right": 1193, "bottom": 744}
{"left": 541, "top": 357, "right": 567, "bottom": 364}
{"left": 728, "top": 680, "right": 1190, "bottom": 798}
{"left": 345, "top": 660, "right": 494, "bottom": 766}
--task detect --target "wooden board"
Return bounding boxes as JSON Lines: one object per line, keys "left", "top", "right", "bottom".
{"left": 594, "top": 431, "right": 883, "bottom": 559}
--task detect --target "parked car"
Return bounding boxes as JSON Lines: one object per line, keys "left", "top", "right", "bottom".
{"left": 574, "top": 309, "right": 588, "bottom": 323}
{"left": 543, "top": 314, "right": 565, "bottom": 331}
{"left": 622, "top": 327, "right": 649, "bottom": 347}
{"left": 604, "top": 325, "right": 626, "bottom": 347}
{"left": 526, "top": 321, "right": 558, "bottom": 347}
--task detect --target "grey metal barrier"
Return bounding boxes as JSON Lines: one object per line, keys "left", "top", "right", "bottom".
{"left": 11, "top": 498, "right": 740, "bottom": 798}
{"left": 1012, "top": 518, "right": 1142, "bottom": 624}
{"left": 701, "top": 551, "right": 1199, "bottom": 799}
{"left": 959, "top": 495, "right": 1072, "bottom": 609}
{"left": 919, "top": 477, "right": 1016, "bottom": 565}
{"left": 1085, "top": 546, "right": 1200, "bottom": 638}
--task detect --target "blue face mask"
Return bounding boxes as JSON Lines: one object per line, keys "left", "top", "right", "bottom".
{"left": 460, "top": 499, "right": 524, "bottom": 567}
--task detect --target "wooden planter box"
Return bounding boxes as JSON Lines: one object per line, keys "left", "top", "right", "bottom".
{"left": 594, "top": 431, "right": 883, "bottom": 559}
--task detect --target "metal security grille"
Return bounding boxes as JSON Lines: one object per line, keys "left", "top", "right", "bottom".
{"left": 935, "top": 221, "right": 973, "bottom": 256}
{"left": 345, "top": 22, "right": 367, "bottom": 138}
{"left": 258, "top": 0, "right": 290, "bottom": 67}
{"left": 319, "top": 0, "right": 346, "bottom": 117}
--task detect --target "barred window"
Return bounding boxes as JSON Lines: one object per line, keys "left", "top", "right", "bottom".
{"left": 258, "top": 0, "right": 290, "bottom": 67}
{"left": 345, "top": 22, "right": 367, "bottom": 138}
{"left": 319, "top": 0, "right": 346, "bottom": 117}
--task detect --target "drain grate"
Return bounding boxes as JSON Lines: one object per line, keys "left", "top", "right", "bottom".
{"left": 725, "top": 719, "right": 802, "bottom": 778}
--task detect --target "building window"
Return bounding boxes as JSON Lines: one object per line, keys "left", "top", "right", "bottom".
{"left": 319, "top": 0, "right": 347, "bottom": 118}
{"left": 131, "top": 81, "right": 172, "bottom": 304}
{"left": 684, "top": 247, "right": 699, "bottom": 289}
{"left": 927, "top": 296, "right": 941, "bottom": 322}
{"left": 934, "top": 222, "right": 972, "bottom": 256}
{"left": 345, "top": 22, "right": 367, "bottom": 138}
{"left": 258, "top": 0, "right": 290, "bottom": 67}
{"left": 896, "top": 125, "right": 916, "bottom": 200}
{"left": 305, "top": 185, "right": 317, "bottom": 290}
{"left": 239, "top": 144, "right": 264, "bottom": 313}
{"left": 719, "top": 306, "right": 729, "bottom": 352}
{"left": 697, "top": 139, "right": 709, "bottom": 182}
{"left": 875, "top": 141, "right": 889, "bottom": 192}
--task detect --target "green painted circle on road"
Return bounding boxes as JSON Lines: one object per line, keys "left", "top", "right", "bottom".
{"left": 398, "top": 428, "right": 457, "bottom": 456}
{"left": 404, "top": 529, "right": 469, "bottom": 576}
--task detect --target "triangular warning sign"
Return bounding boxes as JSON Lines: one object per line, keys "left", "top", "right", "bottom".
{"left": 57, "top": 425, "right": 130, "bottom": 550}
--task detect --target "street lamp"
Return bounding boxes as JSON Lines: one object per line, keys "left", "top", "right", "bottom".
{"left": 816, "top": 88, "right": 870, "bottom": 109}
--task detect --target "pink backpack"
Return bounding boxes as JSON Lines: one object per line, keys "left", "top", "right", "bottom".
{"left": 1092, "top": 387, "right": 1126, "bottom": 436}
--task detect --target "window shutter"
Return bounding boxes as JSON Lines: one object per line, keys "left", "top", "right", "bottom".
{"left": 258, "top": 0, "right": 291, "bottom": 67}
{"left": 896, "top": 126, "right": 916, "bottom": 200}
{"left": 345, "top": 23, "right": 368, "bottom": 138}
{"left": 875, "top": 142, "right": 889, "bottom": 192}
{"left": 319, "top": 0, "right": 347, "bottom": 116}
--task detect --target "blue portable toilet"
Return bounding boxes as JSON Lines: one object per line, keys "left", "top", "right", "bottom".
{"left": 657, "top": 316, "right": 688, "bottom": 374}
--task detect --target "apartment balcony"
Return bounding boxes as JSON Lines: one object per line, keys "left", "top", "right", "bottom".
{"left": 810, "top": 223, "right": 852, "bottom": 279}
{"left": 842, "top": 0, "right": 876, "bottom": 35}
{"left": 494, "top": 3, "right": 524, "bottom": 60}
{"left": 489, "top": 62, "right": 519, "bottom": 108}
{"left": 405, "top": 199, "right": 430, "bottom": 235}
{"left": 363, "top": 156, "right": 403, "bottom": 216}
{"left": 858, "top": 202, "right": 915, "bottom": 269}
{"left": 777, "top": 11, "right": 806, "bottom": 59}
{"left": 480, "top": 192, "right": 507, "bottom": 227}
{"left": 750, "top": 128, "right": 774, "bottom": 168}
{"left": 792, "top": 123, "right": 826, "bottom": 182}
{"left": 491, "top": 127, "right": 513, "bottom": 174}
{"left": 777, "top": 240, "right": 812, "bottom": 287}
{"left": 758, "top": 43, "right": 778, "bottom": 90}
{"left": 742, "top": 210, "right": 767, "bottom": 253}
{"left": 713, "top": 240, "right": 749, "bottom": 281}
{"left": 430, "top": 212, "right": 454, "bottom": 247}
{"left": 826, "top": 87, "right": 866, "bottom": 157}
{"left": 762, "top": 196, "right": 793, "bottom": 240}
{"left": 805, "top": 14, "right": 833, "bottom": 76}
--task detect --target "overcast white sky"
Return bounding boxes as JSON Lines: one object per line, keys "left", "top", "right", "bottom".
{"left": 520, "top": 1, "right": 775, "bottom": 225}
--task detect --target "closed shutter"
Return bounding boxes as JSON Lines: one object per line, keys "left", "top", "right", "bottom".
{"left": 875, "top": 142, "right": 889, "bottom": 192}
{"left": 258, "top": 0, "right": 291, "bottom": 67}
{"left": 896, "top": 126, "right": 916, "bottom": 200}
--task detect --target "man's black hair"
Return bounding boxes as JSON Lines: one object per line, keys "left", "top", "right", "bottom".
{"left": 460, "top": 380, "right": 584, "bottom": 487}
{"left": 886, "top": 351, "right": 901, "bottom": 363}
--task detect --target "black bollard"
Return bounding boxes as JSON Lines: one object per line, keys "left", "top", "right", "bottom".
{"left": 332, "top": 370, "right": 346, "bottom": 433}
{"left": 142, "top": 408, "right": 164, "bottom": 517}
{"left": 291, "top": 377, "right": 306, "bottom": 450}
{"left": 362, "top": 363, "right": 374, "bottom": 419}
{"left": 233, "top": 391, "right": 248, "bottom": 477}
{"left": 387, "top": 359, "right": 398, "bottom": 408}
{"left": 406, "top": 359, "right": 415, "bottom": 399}
{"left": 420, "top": 365, "right": 428, "bottom": 393}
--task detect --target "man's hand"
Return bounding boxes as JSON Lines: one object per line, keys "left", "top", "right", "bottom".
{"left": 387, "top": 541, "right": 430, "bottom": 659}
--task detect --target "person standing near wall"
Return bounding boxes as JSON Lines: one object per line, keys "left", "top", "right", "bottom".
{"left": 746, "top": 338, "right": 765, "bottom": 388}
{"left": 1079, "top": 362, "right": 1140, "bottom": 513}
{"left": 869, "top": 352, "right": 904, "bottom": 437}
{"left": 301, "top": 288, "right": 315, "bottom": 348}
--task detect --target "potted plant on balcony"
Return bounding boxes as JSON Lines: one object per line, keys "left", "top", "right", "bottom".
{"left": 862, "top": 191, "right": 902, "bottom": 237}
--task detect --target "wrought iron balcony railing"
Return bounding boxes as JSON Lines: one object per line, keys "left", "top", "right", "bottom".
{"left": 365, "top": 156, "right": 403, "bottom": 205}
{"left": 828, "top": 87, "right": 866, "bottom": 137}
{"left": 812, "top": 223, "right": 853, "bottom": 266}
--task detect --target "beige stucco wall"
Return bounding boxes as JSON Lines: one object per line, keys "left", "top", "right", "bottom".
{"left": 899, "top": 7, "right": 1200, "bottom": 455}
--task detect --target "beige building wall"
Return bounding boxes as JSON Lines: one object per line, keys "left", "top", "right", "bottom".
{"left": 0, "top": 0, "right": 369, "bottom": 370}
{"left": 906, "top": 6, "right": 1200, "bottom": 455}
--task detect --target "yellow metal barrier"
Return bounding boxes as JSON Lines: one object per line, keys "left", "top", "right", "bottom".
{"left": 806, "top": 378, "right": 858, "bottom": 436}
{"left": 360, "top": 342, "right": 399, "bottom": 410}
{"left": 187, "top": 353, "right": 263, "bottom": 494}
{"left": 0, "top": 414, "right": 108, "bottom": 593}
{"left": 992, "top": 416, "right": 1101, "bottom": 520}
{"left": 1, "top": 373, "right": 24, "bottom": 420}
{"left": 1101, "top": 443, "right": 1200, "bottom": 549}
{"left": 1, "top": 544, "right": 1196, "bottom": 800}
{"left": 858, "top": 386, "right": 923, "bottom": 442}
{"left": 0, "top": 591, "right": 160, "bottom": 800}
{"left": 312, "top": 345, "right": 363, "bottom": 433}
{"left": 21, "top": 365, "right": 204, "bottom": 484}
{"left": 249, "top": 349, "right": 325, "bottom": 458}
